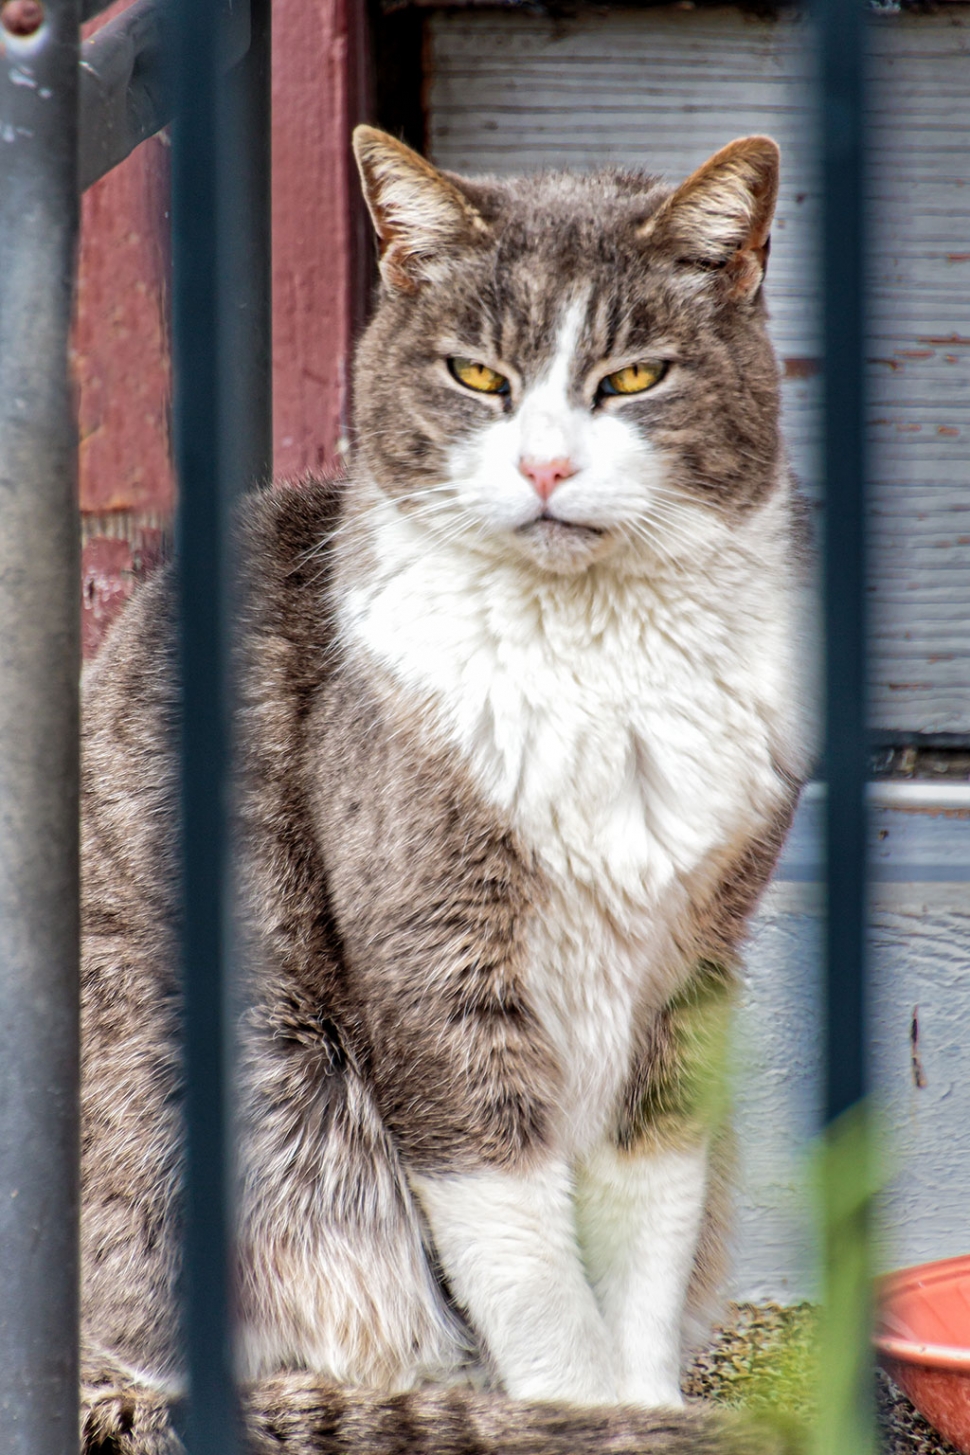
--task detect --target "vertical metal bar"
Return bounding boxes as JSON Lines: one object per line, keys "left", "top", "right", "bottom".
{"left": 220, "top": 0, "right": 273, "bottom": 493}
{"left": 816, "top": 0, "right": 873, "bottom": 1452}
{"left": 170, "top": 0, "right": 271, "bottom": 1445}
{"left": 0, "top": 0, "right": 81, "bottom": 1451}
{"left": 821, "top": 0, "right": 868, "bottom": 1130}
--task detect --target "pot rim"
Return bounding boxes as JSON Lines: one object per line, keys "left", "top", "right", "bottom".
{"left": 875, "top": 1254, "right": 970, "bottom": 1374}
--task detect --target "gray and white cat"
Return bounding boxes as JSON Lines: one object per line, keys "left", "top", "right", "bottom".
{"left": 80, "top": 128, "right": 811, "bottom": 1454}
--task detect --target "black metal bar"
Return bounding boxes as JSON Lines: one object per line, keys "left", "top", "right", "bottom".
{"left": 0, "top": 0, "right": 81, "bottom": 1451}
{"left": 819, "top": 0, "right": 868, "bottom": 1141}
{"left": 78, "top": 0, "right": 249, "bottom": 191}
{"left": 817, "top": 0, "right": 873, "bottom": 1451}
{"left": 170, "top": 0, "right": 271, "bottom": 1443}
{"left": 219, "top": 0, "right": 273, "bottom": 490}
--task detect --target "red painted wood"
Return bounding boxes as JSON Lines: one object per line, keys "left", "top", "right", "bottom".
{"left": 271, "top": 0, "right": 369, "bottom": 477}
{"left": 75, "top": 0, "right": 175, "bottom": 655}
{"left": 81, "top": 530, "right": 167, "bottom": 658}
{"left": 75, "top": 0, "right": 368, "bottom": 652}
{"left": 74, "top": 0, "right": 174, "bottom": 520}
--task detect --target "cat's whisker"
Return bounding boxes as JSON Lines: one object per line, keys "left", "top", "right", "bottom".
{"left": 651, "top": 492, "right": 777, "bottom": 567}
{"left": 640, "top": 518, "right": 695, "bottom": 559}
{"left": 288, "top": 487, "right": 466, "bottom": 578}
{"left": 623, "top": 520, "right": 687, "bottom": 571}
{"left": 646, "top": 489, "right": 710, "bottom": 524}
{"left": 287, "top": 509, "right": 378, "bottom": 571}
{"left": 640, "top": 501, "right": 706, "bottom": 551}
{"left": 397, "top": 483, "right": 458, "bottom": 504}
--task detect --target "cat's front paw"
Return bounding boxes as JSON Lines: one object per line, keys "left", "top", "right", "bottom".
{"left": 505, "top": 1364, "right": 620, "bottom": 1407}
{"left": 616, "top": 1376, "right": 685, "bottom": 1411}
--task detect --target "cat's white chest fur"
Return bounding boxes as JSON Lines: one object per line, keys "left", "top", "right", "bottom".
{"left": 341, "top": 490, "right": 806, "bottom": 1149}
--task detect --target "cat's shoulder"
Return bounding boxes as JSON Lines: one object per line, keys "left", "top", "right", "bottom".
{"left": 239, "top": 474, "right": 345, "bottom": 635}
{"left": 82, "top": 475, "right": 346, "bottom": 763}
{"left": 236, "top": 475, "right": 347, "bottom": 722}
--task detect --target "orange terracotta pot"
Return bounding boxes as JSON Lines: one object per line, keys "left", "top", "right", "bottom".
{"left": 875, "top": 1255, "right": 970, "bottom": 1453}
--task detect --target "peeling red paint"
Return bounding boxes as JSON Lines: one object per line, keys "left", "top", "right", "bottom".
{"left": 73, "top": 131, "right": 173, "bottom": 514}
{"left": 272, "top": 0, "right": 368, "bottom": 479}
{"left": 81, "top": 530, "right": 166, "bottom": 658}
{"left": 783, "top": 356, "right": 820, "bottom": 379}
{"left": 918, "top": 334, "right": 970, "bottom": 347}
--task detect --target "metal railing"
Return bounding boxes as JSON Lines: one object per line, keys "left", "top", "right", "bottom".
{"left": 0, "top": 4, "right": 81, "bottom": 1448}
{"left": 0, "top": 0, "right": 270, "bottom": 1446}
{"left": 818, "top": 0, "right": 872, "bottom": 1451}
{"left": 0, "top": 0, "right": 873, "bottom": 1451}
{"left": 171, "top": 0, "right": 270, "bottom": 1447}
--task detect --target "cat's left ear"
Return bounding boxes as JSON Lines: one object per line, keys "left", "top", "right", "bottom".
{"left": 640, "top": 137, "right": 780, "bottom": 301}
{"left": 353, "top": 126, "right": 490, "bottom": 294}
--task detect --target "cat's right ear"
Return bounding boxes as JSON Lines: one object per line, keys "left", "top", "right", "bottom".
{"left": 640, "top": 136, "right": 780, "bottom": 301}
{"left": 353, "top": 126, "right": 490, "bottom": 295}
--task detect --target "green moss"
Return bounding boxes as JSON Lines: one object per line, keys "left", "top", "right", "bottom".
{"left": 685, "top": 1301, "right": 820, "bottom": 1429}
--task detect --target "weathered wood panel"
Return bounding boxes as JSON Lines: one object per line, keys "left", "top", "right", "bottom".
{"left": 272, "top": 0, "right": 369, "bottom": 478}
{"left": 74, "top": 133, "right": 173, "bottom": 520}
{"left": 427, "top": 5, "right": 970, "bottom": 734}
{"left": 75, "top": 0, "right": 368, "bottom": 655}
{"left": 75, "top": 0, "right": 175, "bottom": 656}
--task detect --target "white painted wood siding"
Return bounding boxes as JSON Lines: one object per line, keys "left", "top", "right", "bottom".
{"left": 427, "top": 7, "right": 970, "bottom": 734}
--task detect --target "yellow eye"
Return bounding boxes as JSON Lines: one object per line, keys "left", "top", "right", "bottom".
{"left": 449, "top": 357, "right": 510, "bottom": 395}
{"left": 599, "top": 361, "right": 667, "bottom": 397}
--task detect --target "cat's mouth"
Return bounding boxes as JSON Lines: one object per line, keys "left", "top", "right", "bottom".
{"left": 513, "top": 514, "right": 612, "bottom": 573}
{"left": 518, "top": 514, "right": 606, "bottom": 543}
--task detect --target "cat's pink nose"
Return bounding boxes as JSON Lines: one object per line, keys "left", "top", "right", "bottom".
{"left": 518, "top": 456, "right": 576, "bottom": 503}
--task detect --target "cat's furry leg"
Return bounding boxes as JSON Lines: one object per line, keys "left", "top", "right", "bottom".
{"left": 575, "top": 961, "right": 736, "bottom": 1408}
{"left": 81, "top": 1340, "right": 184, "bottom": 1455}
{"left": 576, "top": 1139, "right": 709, "bottom": 1408}
{"left": 410, "top": 1161, "right": 618, "bottom": 1405}
{"left": 235, "top": 993, "right": 471, "bottom": 1388}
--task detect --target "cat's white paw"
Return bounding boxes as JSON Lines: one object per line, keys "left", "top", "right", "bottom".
{"left": 505, "top": 1363, "right": 619, "bottom": 1407}
{"left": 617, "top": 1377, "right": 685, "bottom": 1411}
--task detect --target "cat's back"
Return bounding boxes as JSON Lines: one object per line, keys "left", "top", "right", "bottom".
{"left": 81, "top": 476, "right": 345, "bottom": 922}
{"left": 80, "top": 476, "right": 346, "bottom": 1374}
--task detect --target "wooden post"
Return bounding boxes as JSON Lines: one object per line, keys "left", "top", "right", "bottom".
{"left": 75, "top": 0, "right": 370, "bottom": 656}
{"left": 271, "top": 0, "right": 370, "bottom": 478}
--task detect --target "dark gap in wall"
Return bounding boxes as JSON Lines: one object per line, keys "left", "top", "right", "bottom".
{"left": 369, "top": 1, "right": 427, "bottom": 154}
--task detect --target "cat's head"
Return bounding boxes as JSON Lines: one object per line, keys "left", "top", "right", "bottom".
{"left": 351, "top": 127, "right": 782, "bottom": 575}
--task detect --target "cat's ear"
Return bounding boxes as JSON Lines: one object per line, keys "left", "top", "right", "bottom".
{"left": 353, "top": 126, "right": 490, "bottom": 294}
{"left": 641, "top": 137, "right": 780, "bottom": 301}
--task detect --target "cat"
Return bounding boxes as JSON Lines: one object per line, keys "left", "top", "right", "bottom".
{"left": 79, "top": 126, "right": 812, "bottom": 1454}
